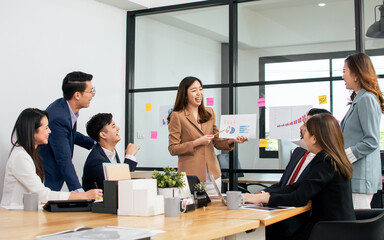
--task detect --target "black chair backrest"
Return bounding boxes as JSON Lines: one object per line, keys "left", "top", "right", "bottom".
{"left": 309, "top": 209, "right": 384, "bottom": 240}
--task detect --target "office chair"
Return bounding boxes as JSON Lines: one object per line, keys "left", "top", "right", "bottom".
{"left": 217, "top": 153, "right": 251, "bottom": 193}
{"left": 308, "top": 209, "right": 384, "bottom": 240}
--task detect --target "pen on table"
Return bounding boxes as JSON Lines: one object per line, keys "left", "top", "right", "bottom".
{"left": 214, "top": 129, "right": 225, "bottom": 137}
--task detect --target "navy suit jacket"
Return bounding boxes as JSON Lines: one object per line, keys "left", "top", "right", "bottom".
{"left": 263, "top": 147, "right": 309, "bottom": 239}
{"left": 82, "top": 143, "right": 138, "bottom": 191}
{"left": 264, "top": 147, "right": 308, "bottom": 192}
{"left": 39, "top": 98, "right": 95, "bottom": 191}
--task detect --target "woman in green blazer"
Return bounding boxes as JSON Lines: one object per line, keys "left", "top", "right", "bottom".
{"left": 340, "top": 53, "right": 384, "bottom": 209}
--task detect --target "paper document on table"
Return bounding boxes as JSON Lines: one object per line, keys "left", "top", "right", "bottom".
{"left": 35, "top": 226, "right": 165, "bottom": 239}
{"left": 242, "top": 204, "right": 295, "bottom": 212}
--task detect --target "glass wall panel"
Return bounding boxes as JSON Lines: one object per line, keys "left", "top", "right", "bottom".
{"left": 133, "top": 88, "right": 225, "bottom": 168}
{"left": 134, "top": 5, "right": 228, "bottom": 89}
{"left": 238, "top": 0, "right": 355, "bottom": 84}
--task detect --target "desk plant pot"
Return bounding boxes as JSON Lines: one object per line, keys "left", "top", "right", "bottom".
{"left": 153, "top": 167, "right": 185, "bottom": 198}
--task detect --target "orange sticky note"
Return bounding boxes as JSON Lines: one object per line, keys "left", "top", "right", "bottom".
{"left": 259, "top": 139, "right": 267, "bottom": 148}
{"left": 318, "top": 95, "right": 327, "bottom": 105}
{"left": 145, "top": 103, "right": 152, "bottom": 111}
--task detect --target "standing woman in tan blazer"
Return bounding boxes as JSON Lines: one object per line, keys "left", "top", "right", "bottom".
{"left": 168, "top": 76, "right": 248, "bottom": 192}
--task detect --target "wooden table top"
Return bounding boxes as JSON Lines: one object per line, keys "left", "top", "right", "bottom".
{"left": 0, "top": 200, "right": 310, "bottom": 239}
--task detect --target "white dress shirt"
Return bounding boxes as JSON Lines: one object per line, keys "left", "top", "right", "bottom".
{"left": 101, "top": 147, "right": 137, "bottom": 163}
{"left": 1, "top": 146, "right": 70, "bottom": 206}
{"left": 286, "top": 152, "right": 315, "bottom": 185}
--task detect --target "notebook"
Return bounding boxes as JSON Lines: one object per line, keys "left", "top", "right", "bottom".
{"left": 103, "top": 163, "right": 131, "bottom": 181}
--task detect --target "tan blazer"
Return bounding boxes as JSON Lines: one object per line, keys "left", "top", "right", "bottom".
{"left": 168, "top": 107, "right": 233, "bottom": 182}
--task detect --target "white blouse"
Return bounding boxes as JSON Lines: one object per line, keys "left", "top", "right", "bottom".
{"left": 1, "top": 146, "right": 70, "bottom": 206}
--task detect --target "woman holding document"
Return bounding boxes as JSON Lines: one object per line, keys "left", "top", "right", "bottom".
{"left": 340, "top": 53, "right": 384, "bottom": 209}
{"left": 244, "top": 113, "right": 355, "bottom": 240}
{"left": 1, "top": 108, "right": 102, "bottom": 206}
{"left": 168, "top": 76, "right": 248, "bottom": 192}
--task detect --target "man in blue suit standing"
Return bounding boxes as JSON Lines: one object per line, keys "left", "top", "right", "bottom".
{"left": 82, "top": 113, "right": 140, "bottom": 191}
{"left": 262, "top": 108, "right": 331, "bottom": 240}
{"left": 40, "top": 71, "right": 95, "bottom": 192}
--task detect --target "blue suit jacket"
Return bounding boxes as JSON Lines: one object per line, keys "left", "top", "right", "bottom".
{"left": 340, "top": 88, "right": 382, "bottom": 194}
{"left": 82, "top": 143, "right": 137, "bottom": 191}
{"left": 39, "top": 98, "right": 95, "bottom": 191}
{"left": 264, "top": 147, "right": 309, "bottom": 192}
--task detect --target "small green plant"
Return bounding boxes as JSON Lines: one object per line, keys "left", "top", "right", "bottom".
{"left": 152, "top": 167, "right": 185, "bottom": 188}
{"left": 194, "top": 182, "right": 206, "bottom": 192}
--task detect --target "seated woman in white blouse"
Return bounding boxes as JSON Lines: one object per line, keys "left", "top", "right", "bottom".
{"left": 1, "top": 108, "right": 102, "bottom": 206}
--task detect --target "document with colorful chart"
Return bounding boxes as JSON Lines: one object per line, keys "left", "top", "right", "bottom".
{"left": 219, "top": 114, "right": 257, "bottom": 139}
{"left": 269, "top": 105, "right": 312, "bottom": 140}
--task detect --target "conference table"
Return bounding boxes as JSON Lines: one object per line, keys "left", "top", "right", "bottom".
{"left": 0, "top": 200, "right": 311, "bottom": 240}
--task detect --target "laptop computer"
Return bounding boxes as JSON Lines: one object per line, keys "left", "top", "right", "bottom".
{"left": 208, "top": 173, "right": 227, "bottom": 205}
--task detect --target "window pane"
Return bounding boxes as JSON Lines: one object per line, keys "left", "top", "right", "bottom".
{"left": 266, "top": 60, "right": 329, "bottom": 81}
{"left": 332, "top": 58, "right": 345, "bottom": 77}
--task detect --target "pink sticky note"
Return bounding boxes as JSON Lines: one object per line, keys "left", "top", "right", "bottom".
{"left": 257, "top": 98, "right": 265, "bottom": 107}
{"left": 206, "top": 98, "right": 214, "bottom": 106}
{"left": 150, "top": 131, "right": 158, "bottom": 139}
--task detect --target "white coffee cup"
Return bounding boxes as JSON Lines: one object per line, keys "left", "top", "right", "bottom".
{"left": 164, "top": 197, "right": 186, "bottom": 217}
{"left": 226, "top": 191, "right": 245, "bottom": 210}
{"left": 23, "top": 192, "right": 38, "bottom": 211}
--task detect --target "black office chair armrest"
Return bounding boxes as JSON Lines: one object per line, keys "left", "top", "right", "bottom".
{"left": 355, "top": 208, "right": 384, "bottom": 220}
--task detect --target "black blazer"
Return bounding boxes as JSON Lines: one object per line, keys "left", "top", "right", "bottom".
{"left": 265, "top": 147, "right": 308, "bottom": 192}
{"left": 268, "top": 150, "right": 355, "bottom": 240}
{"left": 82, "top": 143, "right": 137, "bottom": 191}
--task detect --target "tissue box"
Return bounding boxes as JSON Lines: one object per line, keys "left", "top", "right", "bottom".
{"left": 118, "top": 179, "right": 164, "bottom": 216}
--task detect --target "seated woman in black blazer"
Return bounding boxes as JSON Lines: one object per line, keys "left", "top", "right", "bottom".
{"left": 244, "top": 113, "right": 355, "bottom": 240}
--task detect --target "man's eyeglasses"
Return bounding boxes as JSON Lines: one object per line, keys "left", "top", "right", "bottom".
{"left": 84, "top": 87, "right": 96, "bottom": 96}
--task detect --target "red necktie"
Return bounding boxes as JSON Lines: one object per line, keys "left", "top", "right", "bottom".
{"left": 289, "top": 151, "right": 309, "bottom": 185}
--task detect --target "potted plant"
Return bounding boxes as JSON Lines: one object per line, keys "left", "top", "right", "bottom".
{"left": 152, "top": 167, "right": 185, "bottom": 198}
{"left": 193, "top": 182, "right": 209, "bottom": 208}
{"left": 194, "top": 182, "right": 206, "bottom": 195}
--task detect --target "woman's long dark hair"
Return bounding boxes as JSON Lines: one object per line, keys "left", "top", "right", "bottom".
{"left": 306, "top": 113, "right": 353, "bottom": 179}
{"left": 167, "top": 76, "right": 212, "bottom": 124}
{"left": 11, "top": 108, "right": 48, "bottom": 182}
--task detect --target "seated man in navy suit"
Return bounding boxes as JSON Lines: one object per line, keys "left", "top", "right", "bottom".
{"left": 40, "top": 71, "right": 96, "bottom": 192}
{"left": 262, "top": 108, "right": 331, "bottom": 240}
{"left": 82, "top": 113, "right": 140, "bottom": 191}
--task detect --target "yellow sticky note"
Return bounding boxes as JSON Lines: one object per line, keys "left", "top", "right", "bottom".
{"left": 318, "top": 95, "right": 327, "bottom": 104}
{"left": 145, "top": 103, "right": 152, "bottom": 111}
{"left": 259, "top": 139, "right": 267, "bottom": 148}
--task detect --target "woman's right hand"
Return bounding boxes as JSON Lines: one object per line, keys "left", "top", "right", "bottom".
{"left": 69, "top": 189, "right": 103, "bottom": 200}
{"left": 85, "top": 189, "right": 103, "bottom": 200}
{"left": 193, "top": 135, "right": 214, "bottom": 147}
